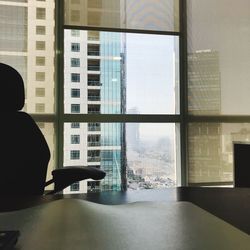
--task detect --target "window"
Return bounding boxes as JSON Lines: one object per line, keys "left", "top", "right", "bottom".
{"left": 88, "top": 150, "right": 100, "bottom": 162}
{"left": 71, "top": 122, "right": 80, "bottom": 128}
{"left": 70, "top": 10, "right": 80, "bottom": 22}
{"left": 35, "top": 103, "right": 45, "bottom": 113}
{"left": 88, "top": 134, "right": 101, "bottom": 147}
{"left": 186, "top": 0, "right": 250, "bottom": 186}
{"left": 36, "top": 8, "right": 46, "bottom": 20}
{"left": 1, "top": 0, "right": 191, "bottom": 194}
{"left": 88, "top": 75, "right": 100, "bottom": 86}
{"left": 71, "top": 135, "right": 80, "bottom": 144}
{"left": 63, "top": 0, "right": 182, "bottom": 194}
{"left": 71, "top": 104, "right": 80, "bottom": 113}
{"left": 64, "top": 0, "right": 179, "bottom": 32}
{"left": 36, "top": 88, "right": 45, "bottom": 97}
{"left": 71, "top": 73, "right": 80, "bottom": 82}
{"left": 70, "top": 182, "right": 79, "bottom": 191}
{"left": 5, "top": 0, "right": 248, "bottom": 194}
{"left": 36, "top": 72, "right": 45, "bottom": 81}
{"left": 88, "top": 105, "right": 100, "bottom": 114}
{"left": 71, "top": 58, "right": 80, "bottom": 67}
{"left": 71, "top": 88, "right": 80, "bottom": 98}
{"left": 88, "top": 123, "right": 101, "bottom": 131}
{"left": 36, "top": 41, "right": 46, "bottom": 50}
{"left": 70, "top": 150, "right": 80, "bottom": 160}
{"left": 88, "top": 89, "right": 100, "bottom": 101}
{"left": 88, "top": 44, "right": 99, "bottom": 56}
{"left": 87, "top": 181, "right": 100, "bottom": 193}
{"left": 88, "top": 59, "right": 100, "bottom": 71}
{"left": 36, "top": 26, "right": 46, "bottom": 35}
{"left": 88, "top": 31, "right": 99, "bottom": 41}
{"left": 36, "top": 56, "right": 45, "bottom": 66}
{"left": 71, "top": 43, "right": 80, "bottom": 52}
{"left": 71, "top": 29, "right": 80, "bottom": 37}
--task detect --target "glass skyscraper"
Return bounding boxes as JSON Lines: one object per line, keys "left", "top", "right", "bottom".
{"left": 99, "top": 32, "right": 126, "bottom": 192}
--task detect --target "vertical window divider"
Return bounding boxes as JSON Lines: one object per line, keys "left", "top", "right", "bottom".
{"left": 55, "top": 0, "right": 64, "bottom": 170}
{"left": 179, "top": 0, "right": 188, "bottom": 186}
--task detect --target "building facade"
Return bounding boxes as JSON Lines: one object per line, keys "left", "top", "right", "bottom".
{"left": 64, "top": 30, "right": 126, "bottom": 193}
{"left": 188, "top": 50, "right": 222, "bottom": 183}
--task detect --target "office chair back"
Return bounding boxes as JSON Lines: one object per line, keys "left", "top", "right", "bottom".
{"left": 0, "top": 63, "right": 50, "bottom": 195}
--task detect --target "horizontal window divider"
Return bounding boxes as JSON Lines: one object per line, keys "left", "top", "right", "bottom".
{"left": 63, "top": 114, "right": 181, "bottom": 123}
{"left": 64, "top": 25, "right": 180, "bottom": 36}
{"left": 31, "top": 114, "right": 56, "bottom": 122}
{"left": 188, "top": 182, "right": 233, "bottom": 187}
{"left": 187, "top": 115, "right": 250, "bottom": 123}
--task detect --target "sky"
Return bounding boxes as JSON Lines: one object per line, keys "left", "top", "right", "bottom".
{"left": 126, "top": 33, "right": 178, "bottom": 115}
{"left": 125, "top": 33, "right": 179, "bottom": 139}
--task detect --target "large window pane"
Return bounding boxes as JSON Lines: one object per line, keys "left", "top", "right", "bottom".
{"left": 0, "top": 5, "right": 27, "bottom": 52}
{"left": 187, "top": 0, "right": 250, "bottom": 115}
{"left": 63, "top": 123, "right": 179, "bottom": 193}
{"left": 64, "top": 0, "right": 179, "bottom": 32}
{"left": 188, "top": 123, "right": 250, "bottom": 184}
{"left": 0, "top": 1, "right": 55, "bottom": 114}
{"left": 64, "top": 30, "right": 179, "bottom": 114}
{"left": 127, "top": 123, "right": 178, "bottom": 190}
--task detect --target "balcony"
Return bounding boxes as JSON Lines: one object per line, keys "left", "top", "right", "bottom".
{"left": 88, "top": 104, "right": 100, "bottom": 114}
{"left": 88, "top": 65, "right": 100, "bottom": 71}
{"left": 88, "top": 50, "right": 100, "bottom": 56}
{"left": 88, "top": 134, "right": 101, "bottom": 147}
{"left": 88, "top": 95, "right": 100, "bottom": 101}
{"left": 88, "top": 59, "right": 100, "bottom": 71}
{"left": 87, "top": 157, "right": 101, "bottom": 162}
{"left": 88, "top": 80, "right": 101, "bottom": 86}
{"left": 88, "top": 75, "right": 101, "bottom": 86}
{"left": 87, "top": 149, "right": 101, "bottom": 162}
{"left": 88, "top": 89, "right": 101, "bottom": 101}
{"left": 87, "top": 181, "right": 101, "bottom": 193}
{"left": 88, "top": 31, "right": 100, "bottom": 41}
{"left": 88, "top": 109, "right": 101, "bottom": 114}
{"left": 88, "top": 123, "right": 101, "bottom": 131}
{"left": 88, "top": 141, "right": 101, "bottom": 147}
{"left": 88, "top": 36, "right": 100, "bottom": 42}
{"left": 88, "top": 44, "right": 100, "bottom": 56}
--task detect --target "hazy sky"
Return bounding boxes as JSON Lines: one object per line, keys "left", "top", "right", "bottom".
{"left": 126, "top": 33, "right": 178, "bottom": 115}
{"left": 125, "top": 33, "right": 178, "bottom": 139}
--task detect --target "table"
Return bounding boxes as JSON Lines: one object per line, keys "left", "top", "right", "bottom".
{"left": 0, "top": 196, "right": 249, "bottom": 250}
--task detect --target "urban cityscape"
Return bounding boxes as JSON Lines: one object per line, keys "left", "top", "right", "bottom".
{"left": 1, "top": 0, "right": 250, "bottom": 193}
{"left": 64, "top": 28, "right": 177, "bottom": 193}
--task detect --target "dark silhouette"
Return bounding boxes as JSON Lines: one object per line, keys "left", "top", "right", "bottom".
{"left": 0, "top": 63, "right": 105, "bottom": 195}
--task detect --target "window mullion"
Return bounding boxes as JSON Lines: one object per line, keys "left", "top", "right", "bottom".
{"left": 55, "top": 0, "right": 65, "bottom": 169}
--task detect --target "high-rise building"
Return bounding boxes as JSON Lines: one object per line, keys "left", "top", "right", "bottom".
{"left": 188, "top": 50, "right": 222, "bottom": 183}
{"left": 188, "top": 50, "right": 221, "bottom": 115}
{"left": 64, "top": 30, "right": 126, "bottom": 193}
{"left": 63, "top": 0, "right": 127, "bottom": 194}
{"left": 0, "top": 0, "right": 55, "bottom": 184}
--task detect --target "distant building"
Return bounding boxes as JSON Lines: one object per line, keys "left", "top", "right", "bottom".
{"left": 188, "top": 50, "right": 221, "bottom": 115}
{"left": 64, "top": 29, "right": 126, "bottom": 193}
{"left": 126, "top": 107, "right": 140, "bottom": 150}
{"left": 188, "top": 50, "right": 223, "bottom": 183}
